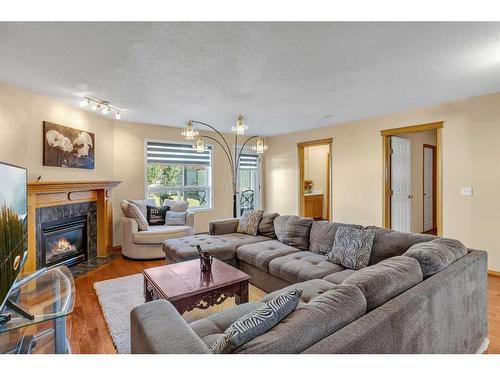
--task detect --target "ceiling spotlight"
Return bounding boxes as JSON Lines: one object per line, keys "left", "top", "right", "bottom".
{"left": 80, "top": 96, "right": 122, "bottom": 119}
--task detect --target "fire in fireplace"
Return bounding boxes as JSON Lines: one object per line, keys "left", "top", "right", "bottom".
{"left": 41, "top": 215, "right": 88, "bottom": 268}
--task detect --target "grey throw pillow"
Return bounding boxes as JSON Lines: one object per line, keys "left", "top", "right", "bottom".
{"left": 164, "top": 211, "right": 188, "bottom": 226}
{"left": 162, "top": 199, "right": 189, "bottom": 212}
{"left": 237, "top": 210, "right": 264, "bottom": 236}
{"left": 274, "top": 215, "right": 313, "bottom": 251}
{"left": 211, "top": 288, "right": 302, "bottom": 354}
{"left": 257, "top": 213, "right": 279, "bottom": 239}
{"left": 328, "top": 226, "right": 376, "bottom": 270}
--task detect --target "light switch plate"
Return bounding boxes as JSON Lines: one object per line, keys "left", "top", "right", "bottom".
{"left": 460, "top": 187, "right": 473, "bottom": 196}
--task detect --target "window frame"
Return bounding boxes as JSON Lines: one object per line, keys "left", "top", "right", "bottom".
{"left": 236, "top": 146, "right": 262, "bottom": 216}
{"left": 144, "top": 138, "right": 214, "bottom": 212}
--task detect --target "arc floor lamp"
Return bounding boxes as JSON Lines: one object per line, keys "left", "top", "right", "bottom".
{"left": 181, "top": 115, "right": 268, "bottom": 218}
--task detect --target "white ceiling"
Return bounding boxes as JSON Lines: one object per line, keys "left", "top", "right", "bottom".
{"left": 1, "top": 22, "right": 500, "bottom": 136}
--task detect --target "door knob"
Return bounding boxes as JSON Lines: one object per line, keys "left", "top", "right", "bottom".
{"left": 408, "top": 194, "right": 414, "bottom": 199}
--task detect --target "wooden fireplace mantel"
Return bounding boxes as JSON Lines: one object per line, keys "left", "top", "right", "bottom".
{"left": 25, "top": 180, "right": 121, "bottom": 274}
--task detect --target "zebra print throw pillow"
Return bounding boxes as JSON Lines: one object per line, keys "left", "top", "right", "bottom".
{"left": 211, "top": 288, "right": 302, "bottom": 354}
{"left": 328, "top": 225, "right": 376, "bottom": 270}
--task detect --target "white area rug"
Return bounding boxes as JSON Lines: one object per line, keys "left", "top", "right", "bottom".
{"left": 94, "top": 273, "right": 265, "bottom": 354}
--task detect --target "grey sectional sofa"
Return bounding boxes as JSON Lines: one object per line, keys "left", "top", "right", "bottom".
{"left": 131, "top": 215, "right": 488, "bottom": 354}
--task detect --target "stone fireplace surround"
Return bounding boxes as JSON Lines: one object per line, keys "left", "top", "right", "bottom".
{"left": 36, "top": 202, "right": 97, "bottom": 269}
{"left": 26, "top": 180, "right": 120, "bottom": 275}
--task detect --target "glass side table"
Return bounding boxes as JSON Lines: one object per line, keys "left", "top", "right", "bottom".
{"left": 0, "top": 266, "right": 75, "bottom": 354}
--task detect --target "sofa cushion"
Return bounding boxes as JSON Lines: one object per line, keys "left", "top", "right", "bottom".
{"left": 258, "top": 213, "right": 279, "bottom": 239}
{"left": 163, "top": 233, "right": 268, "bottom": 262}
{"left": 235, "top": 283, "right": 367, "bottom": 354}
{"left": 404, "top": 237, "right": 468, "bottom": 278}
{"left": 133, "top": 225, "right": 194, "bottom": 244}
{"left": 237, "top": 209, "right": 264, "bottom": 235}
{"left": 309, "top": 221, "right": 363, "bottom": 255}
{"left": 268, "top": 252, "right": 346, "bottom": 284}
{"left": 190, "top": 301, "right": 265, "bottom": 348}
{"left": 328, "top": 226, "right": 376, "bottom": 270}
{"left": 342, "top": 256, "right": 423, "bottom": 311}
{"left": 367, "top": 226, "right": 436, "bottom": 265}
{"left": 262, "top": 279, "right": 338, "bottom": 305}
{"left": 211, "top": 288, "right": 302, "bottom": 353}
{"left": 162, "top": 198, "right": 189, "bottom": 212}
{"left": 274, "top": 215, "right": 313, "bottom": 251}
{"left": 322, "top": 269, "right": 356, "bottom": 284}
{"left": 236, "top": 240, "right": 301, "bottom": 272}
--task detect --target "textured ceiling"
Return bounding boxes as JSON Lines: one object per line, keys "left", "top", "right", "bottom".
{"left": 1, "top": 22, "right": 500, "bottom": 135}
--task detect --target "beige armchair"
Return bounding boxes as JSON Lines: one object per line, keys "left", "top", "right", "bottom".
{"left": 121, "top": 199, "right": 195, "bottom": 259}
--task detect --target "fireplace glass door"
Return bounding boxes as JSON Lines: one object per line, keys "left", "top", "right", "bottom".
{"left": 41, "top": 216, "right": 87, "bottom": 268}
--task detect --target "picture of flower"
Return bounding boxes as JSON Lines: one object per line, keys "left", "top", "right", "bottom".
{"left": 43, "top": 121, "right": 95, "bottom": 169}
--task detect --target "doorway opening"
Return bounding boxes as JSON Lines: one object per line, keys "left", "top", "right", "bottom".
{"left": 381, "top": 122, "right": 442, "bottom": 235}
{"left": 298, "top": 138, "right": 332, "bottom": 221}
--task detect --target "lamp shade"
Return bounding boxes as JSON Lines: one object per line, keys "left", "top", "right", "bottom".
{"left": 182, "top": 121, "right": 199, "bottom": 140}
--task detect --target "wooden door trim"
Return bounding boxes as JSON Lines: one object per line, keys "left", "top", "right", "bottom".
{"left": 382, "top": 123, "right": 443, "bottom": 235}
{"left": 422, "top": 144, "right": 437, "bottom": 233}
{"left": 298, "top": 138, "right": 333, "bottom": 220}
{"left": 380, "top": 121, "right": 443, "bottom": 136}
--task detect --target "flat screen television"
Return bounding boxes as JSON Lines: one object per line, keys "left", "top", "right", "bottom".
{"left": 0, "top": 161, "right": 28, "bottom": 315}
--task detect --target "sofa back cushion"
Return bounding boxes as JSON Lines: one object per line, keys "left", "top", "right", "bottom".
{"left": 367, "top": 226, "right": 436, "bottom": 265}
{"left": 274, "top": 215, "right": 313, "bottom": 251}
{"left": 342, "top": 256, "right": 423, "bottom": 311}
{"left": 235, "top": 283, "right": 366, "bottom": 354}
{"left": 309, "top": 221, "right": 363, "bottom": 255}
{"left": 404, "top": 237, "right": 467, "bottom": 278}
{"left": 258, "top": 213, "right": 279, "bottom": 239}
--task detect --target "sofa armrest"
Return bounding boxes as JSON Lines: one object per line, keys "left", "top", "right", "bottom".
{"left": 130, "top": 300, "right": 210, "bottom": 354}
{"left": 209, "top": 218, "right": 240, "bottom": 235}
{"left": 186, "top": 211, "right": 195, "bottom": 230}
{"left": 122, "top": 216, "right": 139, "bottom": 236}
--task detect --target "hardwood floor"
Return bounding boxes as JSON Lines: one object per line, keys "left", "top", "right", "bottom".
{"left": 68, "top": 255, "right": 164, "bottom": 354}
{"left": 67, "top": 254, "right": 500, "bottom": 354}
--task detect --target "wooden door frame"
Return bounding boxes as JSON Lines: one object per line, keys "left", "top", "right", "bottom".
{"left": 422, "top": 144, "right": 437, "bottom": 233}
{"left": 298, "top": 138, "right": 333, "bottom": 220}
{"left": 381, "top": 122, "right": 443, "bottom": 235}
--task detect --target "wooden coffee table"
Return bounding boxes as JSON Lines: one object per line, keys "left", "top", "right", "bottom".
{"left": 142, "top": 259, "right": 251, "bottom": 315}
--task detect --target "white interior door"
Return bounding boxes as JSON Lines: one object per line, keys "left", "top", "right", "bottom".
{"left": 423, "top": 147, "right": 434, "bottom": 232}
{"left": 391, "top": 136, "right": 411, "bottom": 232}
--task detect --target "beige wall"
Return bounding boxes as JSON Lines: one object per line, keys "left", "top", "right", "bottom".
{"left": 264, "top": 93, "right": 500, "bottom": 272}
{"left": 0, "top": 80, "right": 239, "bottom": 248}
{"left": 398, "top": 130, "right": 436, "bottom": 233}
{"left": 0, "top": 81, "right": 114, "bottom": 181}
{"left": 304, "top": 144, "right": 329, "bottom": 217}
{"left": 112, "top": 121, "right": 237, "bottom": 245}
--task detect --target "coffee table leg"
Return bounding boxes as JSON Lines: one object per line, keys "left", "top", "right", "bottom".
{"left": 144, "top": 278, "right": 153, "bottom": 302}
{"left": 235, "top": 280, "right": 249, "bottom": 305}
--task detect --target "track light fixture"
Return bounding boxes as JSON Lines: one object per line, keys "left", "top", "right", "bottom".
{"left": 80, "top": 96, "right": 122, "bottom": 120}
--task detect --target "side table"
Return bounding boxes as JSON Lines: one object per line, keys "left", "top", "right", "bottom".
{"left": 0, "top": 266, "right": 75, "bottom": 354}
